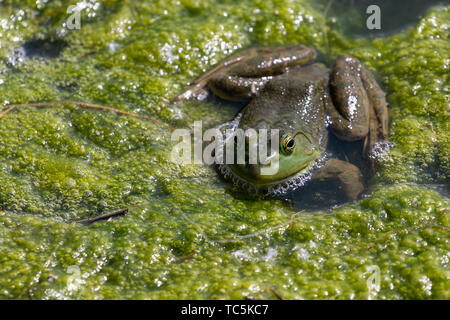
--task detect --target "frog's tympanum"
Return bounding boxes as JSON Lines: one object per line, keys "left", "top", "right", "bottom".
{"left": 174, "top": 45, "right": 388, "bottom": 200}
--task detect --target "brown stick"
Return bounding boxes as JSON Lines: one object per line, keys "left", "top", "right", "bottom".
{"left": 267, "top": 285, "right": 284, "bottom": 300}
{"left": 175, "top": 252, "right": 198, "bottom": 264}
{"left": 78, "top": 208, "right": 129, "bottom": 225}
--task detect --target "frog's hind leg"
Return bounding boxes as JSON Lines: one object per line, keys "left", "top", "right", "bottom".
{"left": 326, "top": 54, "right": 388, "bottom": 158}
{"left": 209, "top": 45, "right": 317, "bottom": 101}
{"left": 207, "top": 73, "right": 273, "bottom": 101}
{"left": 360, "top": 65, "right": 389, "bottom": 154}
{"left": 172, "top": 45, "right": 317, "bottom": 102}
{"left": 313, "top": 158, "right": 365, "bottom": 200}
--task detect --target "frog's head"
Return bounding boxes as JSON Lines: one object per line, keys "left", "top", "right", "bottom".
{"left": 219, "top": 128, "right": 322, "bottom": 194}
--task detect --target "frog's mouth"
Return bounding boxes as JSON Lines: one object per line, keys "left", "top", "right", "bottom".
{"left": 217, "top": 158, "right": 326, "bottom": 196}
{"left": 215, "top": 115, "right": 328, "bottom": 196}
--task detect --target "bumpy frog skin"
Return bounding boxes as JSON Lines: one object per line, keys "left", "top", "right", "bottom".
{"left": 174, "top": 45, "right": 388, "bottom": 200}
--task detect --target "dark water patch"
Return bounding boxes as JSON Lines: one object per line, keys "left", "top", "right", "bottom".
{"left": 7, "top": 38, "right": 68, "bottom": 67}
{"left": 280, "top": 176, "right": 352, "bottom": 211}
{"left": 22, "top": 38, "right": 68, "bottom": 59}
{"left": 322, "top": 0, "right": 448, "bottom": 37}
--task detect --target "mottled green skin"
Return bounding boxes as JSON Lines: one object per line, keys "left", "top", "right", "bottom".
{"left": 0, "top": 0, "right": 448, "bottom": 300}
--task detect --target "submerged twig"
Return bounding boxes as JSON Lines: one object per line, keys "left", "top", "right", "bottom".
{"left": 175, "top": 252, "right": 198, "bottom": 264}
{"left": 0, "top": 100, "right": 172, "bottom": 129}
{"left": 267, "top": 285, "right": 284, "bottom": 300}
{"left": 78, "top": 208, "right": 129, "bottom": 225}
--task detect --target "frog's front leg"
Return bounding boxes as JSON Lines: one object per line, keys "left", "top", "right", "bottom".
{"left": 326, "top": 54, "right": 388, "bottom": 157}
{"left": 313, "top": 158, "right": 365, "bottom": 200}
{"left": 172, "top": 45, "right": 316, "bottom": 102}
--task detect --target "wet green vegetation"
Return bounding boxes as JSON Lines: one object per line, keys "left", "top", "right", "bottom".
{"left": 0, "top": 0, "right": 448, "bottom": 299}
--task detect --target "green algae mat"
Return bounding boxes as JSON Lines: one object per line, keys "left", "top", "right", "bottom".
{"left": 0, "top": 0, "right": 448, "bottom": 299}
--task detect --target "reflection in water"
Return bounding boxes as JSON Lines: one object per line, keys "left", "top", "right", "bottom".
{"left": 324, "top": 0, "right": 447, "bottom": 37}
{"left": 22, "top": 38, "right": 68, "bottom": 59}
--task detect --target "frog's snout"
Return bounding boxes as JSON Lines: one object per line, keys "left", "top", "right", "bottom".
{"left": 225, "top": 131, "right": 280, "bottom": 183}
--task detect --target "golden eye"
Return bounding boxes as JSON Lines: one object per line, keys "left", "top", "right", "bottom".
{"left": 280, "top": 134, "right": 295, "bottom": 155}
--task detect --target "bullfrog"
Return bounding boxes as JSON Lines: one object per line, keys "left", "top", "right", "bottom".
{"left": 173, "top": 45, "right": 388, "bottom": 200}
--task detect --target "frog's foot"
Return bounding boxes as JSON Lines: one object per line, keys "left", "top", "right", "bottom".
{"left": 171, "top": 49, "right": 250, "bottom": 102}
{"left": 172, "top": 45, "right": 317, "bottom": 102}
{"left": 326, "top": 54, "right": 388, "bottom": 159}
{"left": 313, "top": 158, "right": 364, "bottom": 200}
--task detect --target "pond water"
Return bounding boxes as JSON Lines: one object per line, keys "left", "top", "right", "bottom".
{"left": 0, "top": 0, "right": 448, "bottom": 299}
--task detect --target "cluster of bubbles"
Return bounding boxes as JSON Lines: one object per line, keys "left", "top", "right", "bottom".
{"left": 267, "top": 154, "right": 327, "bottom": 195}
{"left": 368, "top": 140, "right": 393, "bottom": 163}
{"left": 6, "top": 46, "right": 25, "bottom": 67}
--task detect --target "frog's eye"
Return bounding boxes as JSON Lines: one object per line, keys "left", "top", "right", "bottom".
{"left": 280, "top": 134, "right": 295, "bottom": 155}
